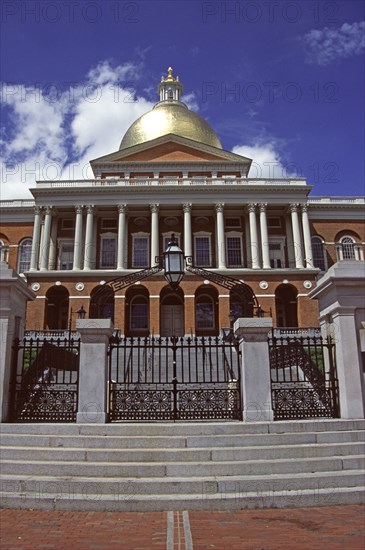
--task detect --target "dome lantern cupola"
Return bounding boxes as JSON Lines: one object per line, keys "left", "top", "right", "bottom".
{"left": 158, "top": 67, "right": 183, "bottom": 102}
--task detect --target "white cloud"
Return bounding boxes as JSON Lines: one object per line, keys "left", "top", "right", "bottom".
{"left": 0, "top": 60, "right": 154, "bottom": 199}
{"left": 303, "top": 21, "right": 365, "bottom": 66}
{"left": 232, "top": 142, "right": 296, "bottom": 179}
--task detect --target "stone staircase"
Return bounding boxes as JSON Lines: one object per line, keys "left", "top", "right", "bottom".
{"left": 1, "top": 419, "right": 364, "bottom": 511}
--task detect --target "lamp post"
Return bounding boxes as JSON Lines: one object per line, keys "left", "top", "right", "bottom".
{"left": 163, "top": 234, "right": 185, "bottom": 290}
{"left": 77, "top": 305, "right": 86, "bottom": 320}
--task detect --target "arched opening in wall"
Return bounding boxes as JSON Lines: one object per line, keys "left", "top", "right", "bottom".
{"left": 18, "top": 238, "right": 32, "bottom": 273}
{"left": 0, "top": 238, "right": 8, "bottom": 263}
{"left": 45, "top": 286, "right": 69, "bottom": 330}
{"left": 160, "top": 286, "right": 184, "bottom": 337}
{"left": 230, "top": 284, "right": 255, "bottom": 321}
{"left": 90, "top": 286, "right": 115, "bottom": 322}
{"left": 275, "top": 284, "right": 298, "bottom": 328}
{"left": 195, "top": 286, "right": 219, "bottom": 336}
{"left": 125, "top": 286, "right": 149, "bottom": 337}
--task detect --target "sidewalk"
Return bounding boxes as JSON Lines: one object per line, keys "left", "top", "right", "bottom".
{"left": 1, "top": 504, "right": 364, "bottom": 549}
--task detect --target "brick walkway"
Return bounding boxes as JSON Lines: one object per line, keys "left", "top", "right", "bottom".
{"left": 1, "top": 505, "right": 364, "bottom": 549}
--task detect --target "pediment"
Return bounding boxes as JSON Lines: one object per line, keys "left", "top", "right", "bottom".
{"left": 90, "top": 134, "right": 252, "bottom": 166}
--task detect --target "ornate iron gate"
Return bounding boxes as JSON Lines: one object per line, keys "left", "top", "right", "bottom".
{"left": 269, "top": 329, "right": 339, "bottom": 420}
{"left": 11, "top": 335, "right": 80, "bottom": 422}
{"left": 108, "top": 336, "right": 242, "bottom": 421}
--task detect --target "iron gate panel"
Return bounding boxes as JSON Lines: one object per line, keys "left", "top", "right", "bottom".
{"left": 269, "top": 329, "right": 339, "bottom": 420}
{"left": 11, "top": 335, "right": 80, "bottom": 422}
{"left": 108, "top": 336, "right": 241, "bottom": 421}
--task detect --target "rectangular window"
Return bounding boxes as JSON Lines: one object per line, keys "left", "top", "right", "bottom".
{"left": 225, "top": 217, "right": 241, "bottom": 229}
{"left": 59, "top": 243, "right": 74, "bottom": 270}
{"left": 101, "top": 237, "right": 116, "bottom": 268}
{"left": 226, "top": 236, "right": 243, "bottom": 267}
{"left": 61, "top": 219, "right": 74, "bottom": 230}
{"left": 101, "top": 218, "right": 117, "bottom": 230}
{"left": 194, "top": 236, "right": 211, "bottom": 267}
{"left": 268, "top": 217, "right": 282, "bottom": 228}
{"left": 133, "top": 236, "right": 149, "bottom": 267}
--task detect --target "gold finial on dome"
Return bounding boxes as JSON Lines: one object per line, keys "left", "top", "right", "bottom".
{"left": 166, "top": 67, "right": 175, "bottom": 81}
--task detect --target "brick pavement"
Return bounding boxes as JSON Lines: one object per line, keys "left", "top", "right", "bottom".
{"left": 0, "top": 505, "right": 364, "bottom": 550}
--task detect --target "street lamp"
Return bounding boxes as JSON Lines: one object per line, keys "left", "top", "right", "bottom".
{"left": 77, "top": 305, "right": 86, "bottom": 319}
{"left": 163, "top": 234, "right": 185, "bottom": 290}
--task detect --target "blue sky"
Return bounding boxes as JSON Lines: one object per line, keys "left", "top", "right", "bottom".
{"left": 0, "top": 0, "right": 364, "bottom": 198}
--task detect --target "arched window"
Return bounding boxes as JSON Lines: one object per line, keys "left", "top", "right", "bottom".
{"left": 90, "top": 286, "right": 115, "bottom": 322}
{"left": 130, "top": 295, "right": 149, "bottom": 330}
{"left": 230, "top": 284, "right": 255, "bottom": 320}
{"left": 195, "top": 294, "right": 215, "bottom": 330}
{"left": 340, "top": 236, "right": 356, "bottom": 260}
{"left": 311, "top": 236, "right": 327, "bottom": 271}
{"left": 195, "top": 286, "right": 219, "bottom": 335}
{"left": 18, "top": 238, "right": 32, "bottom": 273}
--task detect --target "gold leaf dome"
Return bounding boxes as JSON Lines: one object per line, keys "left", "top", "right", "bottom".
{"left": 119, "top": 68, "right": 222, "bottom": 150}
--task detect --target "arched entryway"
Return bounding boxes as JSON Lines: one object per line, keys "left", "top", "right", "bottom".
{"left": 45, "top": 286, "right": 69, "bottom": 329}
{"left": 275, "top": 284, "right": 298, "bottom": 327}
{"left": 90, "top": 286, "right": 115, "bottom": 322}
{"left": 160, "top": 287, "right": 184, "bottom": 336}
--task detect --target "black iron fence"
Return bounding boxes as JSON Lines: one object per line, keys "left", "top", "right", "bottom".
{"left": 108, "top": 336, "right": 242, "bottom": 421}
{"left": 11, "top": 335, "right": 80, "bottom": 422}
{"left": 269, "top": 329, "right": 339, "bottom": 420}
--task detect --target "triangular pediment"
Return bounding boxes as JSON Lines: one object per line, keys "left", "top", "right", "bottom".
{"left": 90, "top": 134, "right": 252, "bottom": 166}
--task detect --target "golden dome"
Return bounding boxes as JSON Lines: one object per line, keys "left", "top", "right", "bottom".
{"left": 119, "top": 68, "right": 222, "bottom": 150}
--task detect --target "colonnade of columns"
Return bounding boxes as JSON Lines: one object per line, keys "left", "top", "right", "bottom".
{"left": 29, "top": 202, "right": 313, "bottom": 272}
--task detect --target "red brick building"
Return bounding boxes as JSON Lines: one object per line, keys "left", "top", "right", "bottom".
{"left": 1, "top": 68, "right": 364, "bottom": 334}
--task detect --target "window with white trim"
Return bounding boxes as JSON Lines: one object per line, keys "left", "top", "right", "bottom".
{"left": 58, "top": 240, "right": 74, "bottom": 270}
{"left": 18, "top": 238, "right": 32, "bottom": 273}
{"left": 339, "top": 236, "right": 356, "bottom": 260}
{"left": 226, "top": 233, "right": 243, "bottom": 267}
{"left": 132, "top": 233, "right": 149, "bottom": 268}
{"left": 100, "top": 233, "right": 117, "bottom": 268}
{"left": 194, "top": 234, "right": 211, "bottom": 267}
{"left": 311, "top": 236, "right": 327, "bottom": 271}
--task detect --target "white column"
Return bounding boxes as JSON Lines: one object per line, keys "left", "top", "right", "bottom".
{"left": 83, "top": 205, "right": 94, "bottom": 270}
{"left": 301, "top": 204, "right": 313, "bottom": 268}
{"left": 48, "top": 216, "right": 57, "bottom": 270}
{"left": 259, "top": 203, "right": 271, "bottom": 269}
{"left": 215, "top": 203, "right": 226, "bottom": 269}
{"left": 73, "top": 205, "right": 84, "bottom": 270}
{"left": 39, "top": 206, "right": 52, "bottom": 271}
{"left": 150, "top": 203, "right": 159, "bottom": 266}
{"left": 247, "top": 204, "right": 260, "bottom": 269}
{"left": 183, "top": 203, "right": 192, "bottom": 258}
{"left": 290, "top": 204, "right": 304, "bottom": 268}
{"left": 30, "top": 206, "right": 42, "bottom": 271}
{"left": 117, "top": 204, "right": 127, "bottom": 270}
